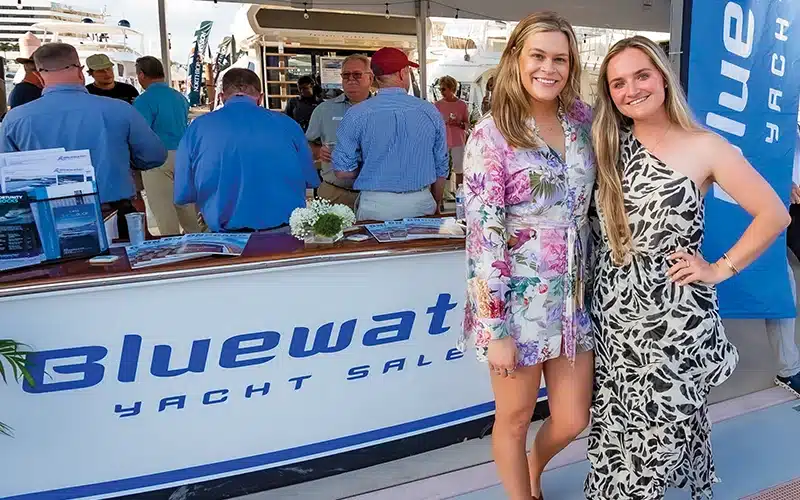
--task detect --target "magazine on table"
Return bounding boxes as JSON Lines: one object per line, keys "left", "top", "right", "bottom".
{"left": 125, "top": 233, "right": 251, "bottom": 269}
{"left": 365, "top": 218, "right": 465, "bottom": 243}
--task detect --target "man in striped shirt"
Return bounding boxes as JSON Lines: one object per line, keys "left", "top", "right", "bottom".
{"left": 332, "top": 47, "right": 449, "bottom": 221}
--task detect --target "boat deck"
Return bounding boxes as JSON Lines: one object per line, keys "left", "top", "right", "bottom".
{"left": 241, "top": 264, "right": 800, "bottom": 500}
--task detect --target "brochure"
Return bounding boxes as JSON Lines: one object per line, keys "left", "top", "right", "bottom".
{"left": 365, "top": 218, "right": 465, "bottom": 243}
{"left": 53, "top": 204, "right": 102, "bottom": 258}
{"left": 125, "top": 233, "right": 251, "bottom": 269}
{"left": 0, "top": 192, "right": 45, "bottom": 271}
{"left": 0, "top": 150, "right": 94, "bottom": 193}
{"left": 30, "top": 181, "right": 107, "bottom": 261}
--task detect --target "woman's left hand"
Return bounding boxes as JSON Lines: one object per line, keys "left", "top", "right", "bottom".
{"left": 667, "top": 250, "right": 727, "bottom": 285}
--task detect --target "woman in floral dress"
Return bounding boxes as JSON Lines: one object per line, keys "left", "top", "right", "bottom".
{"left": 459, "top": 12, "right": 595, "bottom": 500}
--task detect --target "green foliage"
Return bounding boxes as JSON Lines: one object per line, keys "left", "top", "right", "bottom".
{"left": 0, "top": 339, "right": 33, "bottom": 437}
{"left": 312, "top": 213, "right": 343, "bottom": 237}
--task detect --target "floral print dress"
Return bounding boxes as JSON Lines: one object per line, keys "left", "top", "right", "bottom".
{"left": 459, "top": 101, "right": 596, "bottom": 367}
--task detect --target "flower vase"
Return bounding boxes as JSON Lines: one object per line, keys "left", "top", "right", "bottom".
{"left": 304, "top": 231, "right": 344, "bottom": 245}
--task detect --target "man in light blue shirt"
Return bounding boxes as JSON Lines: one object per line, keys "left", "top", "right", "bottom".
{"left": 134, "top": 55, "right": 201, "bottom": 235}
{"left": 175, "top": 68, "right": 320, "bottom": 233}
{"left": 0, "top": 43, "right": 166, "bottom": 239}
{"left": 332, "top": 47, "right": 448, "bottom": 221}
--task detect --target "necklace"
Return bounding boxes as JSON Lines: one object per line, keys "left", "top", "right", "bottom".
{"left": 643, "top": 123, "right": 672, "bottom": 154}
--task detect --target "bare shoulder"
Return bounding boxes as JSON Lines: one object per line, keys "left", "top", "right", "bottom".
{"left": 683, "top": 129, "right": 741, "bottom": 163}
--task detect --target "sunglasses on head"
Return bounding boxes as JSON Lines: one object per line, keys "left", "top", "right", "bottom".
{"left": 38, "top": 63, "right": 82, "bottom": 73}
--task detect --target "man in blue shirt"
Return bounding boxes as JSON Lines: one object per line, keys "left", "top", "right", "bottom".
{"left": 134, "top": 55, "right": 201, "bottom": 235}
{"left": 332, "top": 47, "right": 448, "bottom": 221}
{"left": 175, "top": 68, "right": 319, "bottom": 233}
{"left": 0, "top": 43, "right": 166, "bottom": 239}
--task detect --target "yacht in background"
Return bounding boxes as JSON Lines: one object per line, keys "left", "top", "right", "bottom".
{"left": 0, "top": 0, "right": 103, "bottom": 75}
{"left": 31, "top": 19, "right": 145, "bottom": 89}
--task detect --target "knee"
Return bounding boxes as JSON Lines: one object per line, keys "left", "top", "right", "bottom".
{"left": 494, "top": 407, "right": 534, "bottom": 440}
{"left": 552, "top": 409, "right": 590, "bottom": 441}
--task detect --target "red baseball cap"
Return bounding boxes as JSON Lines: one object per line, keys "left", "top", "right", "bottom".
{"left": 370, "top": 47, "right": 419, "bottom": 76}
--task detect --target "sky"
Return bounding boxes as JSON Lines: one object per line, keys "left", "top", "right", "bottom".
{"left": 79, "top": 0, "right": 241, "bottom": 62}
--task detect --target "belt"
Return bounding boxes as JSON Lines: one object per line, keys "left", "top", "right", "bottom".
{"left": 228, "top": 223, "right": 289, "bottom": 233}
{"left": 322, "top": 180, "right": 358, "bottom": 193}
{"left": 507, "top": 215, "right": 588, "bottom": 363}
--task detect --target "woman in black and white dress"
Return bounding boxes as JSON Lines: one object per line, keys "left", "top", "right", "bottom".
{"left": 585, "top": 36, "right": 790, "bottom": 499}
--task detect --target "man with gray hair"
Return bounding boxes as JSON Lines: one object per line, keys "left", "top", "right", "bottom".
{"left": 0, "top": 43, "right": 167, "bottom": 239}
{"left": 175, "top": 68, "right": 319, "bottom": 232}
{"left": 306, "top": 53, "right": 373, "bottom": 210}
{"left": 134, "top": 55, "right": 201, "bottom": 235}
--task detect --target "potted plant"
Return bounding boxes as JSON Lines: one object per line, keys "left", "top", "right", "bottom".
{"left": 289, "top": 199, "right": 356, "bottom": 244}
{"left": 0, "top": 339, "right": 32, "bottom": 436}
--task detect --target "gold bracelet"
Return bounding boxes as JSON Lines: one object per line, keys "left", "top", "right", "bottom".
{"left": 722, "top": 252, "right": 740, "bottom": 275}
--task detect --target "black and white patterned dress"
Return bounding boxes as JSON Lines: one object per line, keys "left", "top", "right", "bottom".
{"left": 584, "top": 130, "right": 739, "bottom": 499}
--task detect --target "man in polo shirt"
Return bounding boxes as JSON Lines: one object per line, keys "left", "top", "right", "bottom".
{"left": 0, "top": 43, "right": 166, "bottom": 239}
{"left": 133, "top": 56, "right": 201, "bottom": 235}
{"left": 306, "top": 54, "right": 373, "bottom": 210}
{"left": 332, "top": 47, "right": 448, "bottom": 221}
{"left": 175, "top": 68, "right": 319, "bottom": 233}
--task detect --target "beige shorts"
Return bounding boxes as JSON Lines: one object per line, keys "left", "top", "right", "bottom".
{"left": 450, "top": 146, "right": 465, "bottom": 175}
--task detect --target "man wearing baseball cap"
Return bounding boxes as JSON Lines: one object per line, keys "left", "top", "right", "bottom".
{"left": 86, "top": 53, "right": 139, "bottom": 104}
{"left": 8, "top": 33, "right": 43, "bottom": 109}
{"left": 332, "top": 47, "right": 448, "bottom": 221}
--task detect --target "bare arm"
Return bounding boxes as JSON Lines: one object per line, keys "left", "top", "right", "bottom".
{"left": 431, "top": 177, "right": 446, "bottom": 213}
{"left": 669, "top": 134, "right": 790, "bottom": 284}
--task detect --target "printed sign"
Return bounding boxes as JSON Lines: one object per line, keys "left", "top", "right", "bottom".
{"left": 0, "top": 251, "right": 544, "bottom": 498}
{"left": 686, "top": 0, "right": 800, "bottom": 318}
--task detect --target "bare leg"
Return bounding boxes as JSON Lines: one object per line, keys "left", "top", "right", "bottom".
{"left": 528, "top": 350, "right": 594, "bottom": 497}
{"left": 490, "top": 363, "right": 544, "bottom": 500}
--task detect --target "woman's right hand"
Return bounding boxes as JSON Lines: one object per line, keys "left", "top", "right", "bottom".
{"left": 487, "top": 336, "right": 518, "bottom": 378}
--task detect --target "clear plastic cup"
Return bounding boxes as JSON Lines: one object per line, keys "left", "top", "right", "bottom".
{"left": 125, "top": 212, "right": 145, "bottom": 246}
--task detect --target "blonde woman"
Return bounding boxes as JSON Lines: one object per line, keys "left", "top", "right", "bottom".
{"left": 459, "top": 12, "right": 595, "bottom": 500}
{"left": 586, "top": 36, "right": 789, "bottom": 499}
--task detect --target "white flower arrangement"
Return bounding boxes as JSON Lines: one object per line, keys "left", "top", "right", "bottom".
{"left": 289, "top": 198, "right": 356, "bottom": 241}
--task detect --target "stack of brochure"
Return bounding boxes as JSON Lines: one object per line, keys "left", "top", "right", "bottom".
{"left": 365, "top": 218, "right": 465, "bottom": 243}
{"left": 125, "top": 233, "right": 251, "bottom": 269}
{"left": 0, "top": 149, "right": 105, "bottom": 272}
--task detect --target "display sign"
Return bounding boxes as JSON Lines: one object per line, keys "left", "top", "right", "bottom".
{"left": 686, "top": 0, "right": 800, "bottom": 318}
{"left": 0, "top": 251, "right": 545, "bottom": 499}
{"left": 187, "top": 21, "right": 213, "bottom": 107}
{"left": 320, "top": 56, "right": 345, "bottom": 90}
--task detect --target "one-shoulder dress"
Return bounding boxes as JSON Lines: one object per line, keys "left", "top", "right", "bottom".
{"left": 585, "top": 130, "right": 739, "bottom": 499}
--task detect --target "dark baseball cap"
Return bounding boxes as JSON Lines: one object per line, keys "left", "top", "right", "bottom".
{"left": 370, "top": 47, "right": 418, "bottom": 77}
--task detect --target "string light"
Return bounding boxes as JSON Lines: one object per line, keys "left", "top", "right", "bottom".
{"left": 17, "top": 0, "right": 23, "bottom": 10}
{"left": 303, "top": 2, "right": 310, "bottom": 19}
{"left": 455, "top": 8, "right": 459, "bottom": 19}
{"left": 385, "top": 2, "right": 390, "bottom": 19}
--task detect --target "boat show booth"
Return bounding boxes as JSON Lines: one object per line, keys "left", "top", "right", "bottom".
{"left": 1, "top": 0, "right": 800, "bottom": 499}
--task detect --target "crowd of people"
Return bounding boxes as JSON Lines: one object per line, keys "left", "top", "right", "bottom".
{"left": 1, "top": 16, "right": 800, "bottom": 499}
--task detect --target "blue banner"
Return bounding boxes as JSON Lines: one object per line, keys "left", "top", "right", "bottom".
{"left": 686, "top": 0, "right": 800, "bottom": 318}
{"left": 187, "top": 20, "right": 213, "bottom": 107}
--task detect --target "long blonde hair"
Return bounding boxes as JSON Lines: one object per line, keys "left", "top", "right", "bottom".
{"left": 492, "top": 12, "right": 582, "bottom": 149}
{"left": 593, "top": 35, "right": 702, "bottom": 264}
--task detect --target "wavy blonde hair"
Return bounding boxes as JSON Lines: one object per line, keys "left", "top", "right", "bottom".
{"left": 492, "top": 11, "right": 582, "bottom": 149}
{"left": 593, "top": 35, "right": 702, "bottom": 264}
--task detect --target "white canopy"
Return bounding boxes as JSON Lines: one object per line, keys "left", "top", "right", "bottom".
{"left": 199, "top": 0, "right": 672, "bottom": 31}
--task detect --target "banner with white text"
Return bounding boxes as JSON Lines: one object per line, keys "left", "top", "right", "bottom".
{"left": 187, "top": 20, "right": 213, "bottom": 107}
{"left": 686, "top": 0, "right": 800, "bottom": 318}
